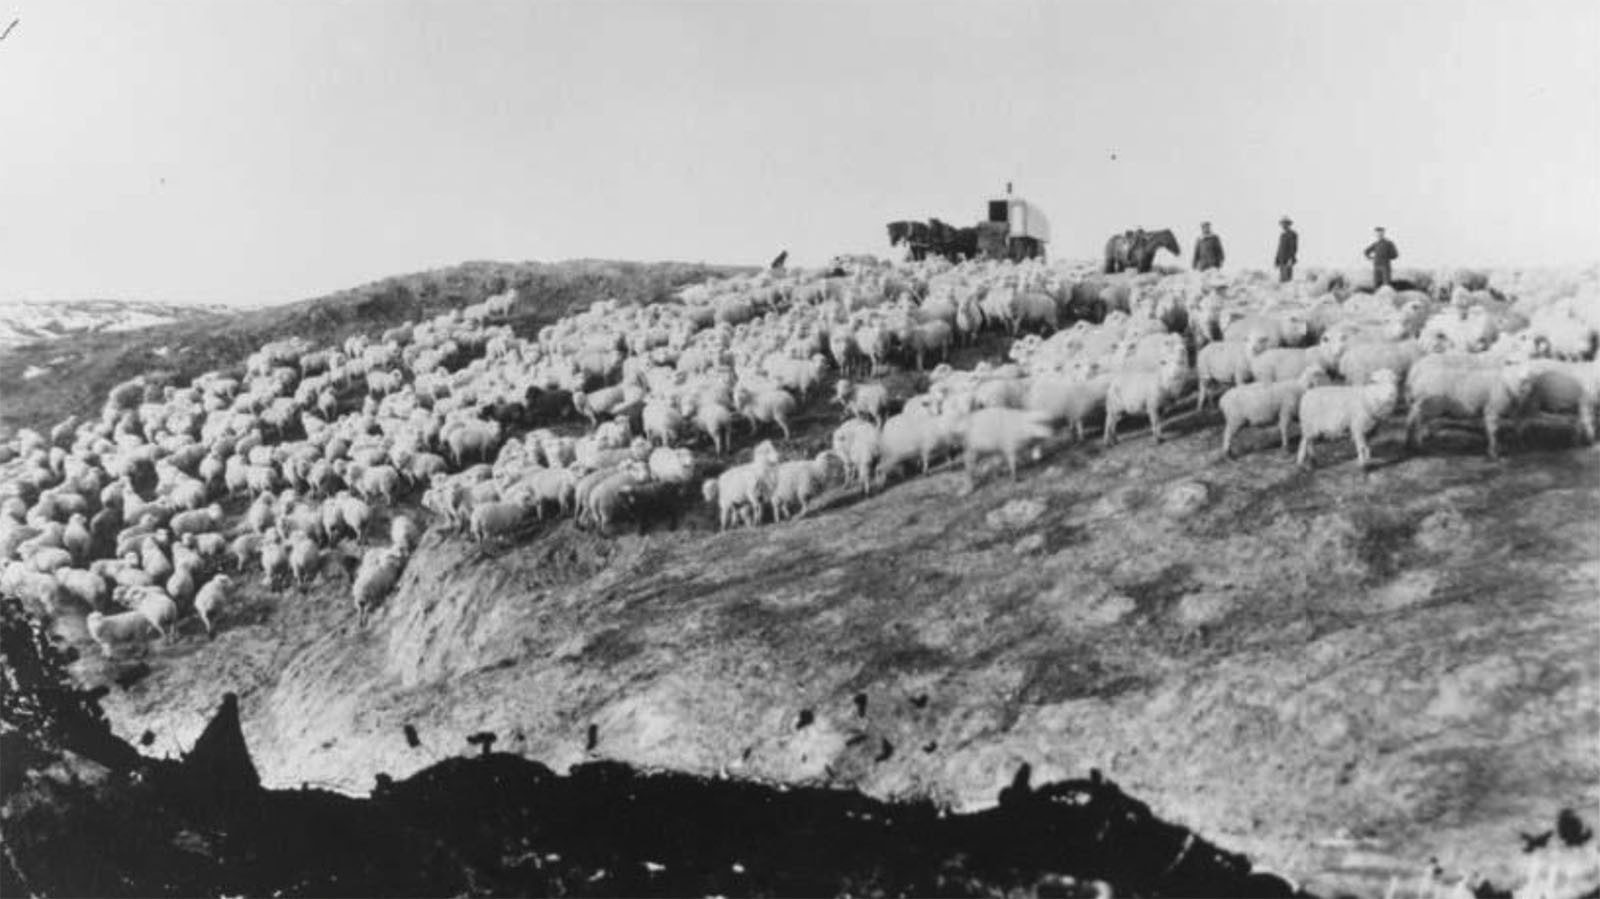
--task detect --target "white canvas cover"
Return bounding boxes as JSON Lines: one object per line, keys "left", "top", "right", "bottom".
{"left": 1005, "top": 198, "right": 1051, "bottom": 243}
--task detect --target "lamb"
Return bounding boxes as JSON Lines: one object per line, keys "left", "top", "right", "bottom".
{"left": 85, "top": 610, "right": 154, "bottom": 657}
{"left": 734, "top": 385, "right": 797, "bottom": 440}
{"left": 1103, "top": 356, "right": 1191, "bottom": 446}
{"left": 193, "top": 574, "right": 232, "bottom": 637}
{"left": 960, "top": 407, "right": 1054, "bottom": 488}
{"left": 835, "top": 380, "right": 890, "bottom": 427}
{"left": 1296, "top": 369, "right": 1401, "bottom": 468}
{"left": 351, "top": 546, "right": 407, "bottom": 625}
{"left": 1194, "top": 339, "right": 1256, "bottom": 411}
{"left": 1219, "top": 368, "right": 1329, "bottom": 458}
{"left": 769, "top": 451, "right": 845, "bottom": 521}
{"left": 1404, "top": 355, "right": 1537, "bottom": 460}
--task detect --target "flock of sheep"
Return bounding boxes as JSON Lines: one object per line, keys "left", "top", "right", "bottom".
{"left": 1, "top": 254, "right": 1597, "bottom": 664}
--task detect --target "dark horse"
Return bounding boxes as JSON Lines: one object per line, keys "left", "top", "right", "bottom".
{"left": 1104, "top": 229, "right": 1182, "bottom": 274}
{"left": 888, "top": 218, "right": 978, "bottom": 263}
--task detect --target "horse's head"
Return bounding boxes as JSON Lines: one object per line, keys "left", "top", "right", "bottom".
{"left": 887, "top": 221, "right": 910, "bottom": 246}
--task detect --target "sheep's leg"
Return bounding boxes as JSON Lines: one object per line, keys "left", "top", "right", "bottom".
{"left": 1352, "top": 423, "right": 1372, "bottom": 467}
{"left": 1149, "top": 401, "right": 1164, "bottom": 443}
{"left": 1403, "top": 402, "right": 1424, "bottom": 451}
{"left": 1297, "top": 433, "right": 1314, "bottom": 468}
{"left": 1196, "top": 380, "right": 1208, "bottom": 412}
{"left": 1484, "top": 413, "right": 1501, "bottom": 460}
{"left": 1222, "top": 423, "right": 1237, "bottom": 458}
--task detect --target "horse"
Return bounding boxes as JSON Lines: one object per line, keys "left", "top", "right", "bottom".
{"left": 1104, "top": 229, "right": 1182, "bottom": 274}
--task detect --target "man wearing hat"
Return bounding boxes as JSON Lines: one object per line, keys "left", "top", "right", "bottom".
{"left": 1363, "top": 227, "right": 1399, "bottom": 288}
{"left": 1193, "top": 221, "right": 1224, "bottom": 271}
{"left": 1274, "top": 217, "right": 1298, "bottom": 282}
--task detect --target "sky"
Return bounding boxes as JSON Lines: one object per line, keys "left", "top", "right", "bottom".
{"left": 0, "top": 0, "right": 1596, "bottom": 307}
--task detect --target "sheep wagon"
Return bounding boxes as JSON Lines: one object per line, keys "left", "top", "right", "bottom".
{"left": 887, "top": 185, "right": 1051, "bottom": 264}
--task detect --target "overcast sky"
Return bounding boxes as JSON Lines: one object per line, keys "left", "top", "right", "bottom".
{"left": 1, "top": 1, "right": 1596, "bottom": 306}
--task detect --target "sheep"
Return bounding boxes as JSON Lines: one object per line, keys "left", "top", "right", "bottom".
{"left": 61, "top": 513, "right": 92, "bottom": 562}
{"left": 1297, "top": 369, "right": 1401, "bottom": 468}
{"left": 132, "top": 587, "right": 179, "bottom": 640}
{"left": 523, "top": 467, "right": 579, "bottom": 520}
{"left": 692, "top": 399, "right": 736, "bottom": 456}
{"left": 831, "top": 419, "right": 881, "bottom": 493}
{"left": 1194, "top": 339, "right": 1256, "bottom": 411}
{"left": 230, "top": 533, "right": 263, "bottom": 572}
{"left": 166, "top": 566, "right": 197, "bottom": 607}
{"left": 1103, "top": 356, "right": 1191, "bottom": 446}
{"left": 770, "top": 451, "right": 845, "bottom": 521}
{"left": 55, "top": 567, "right": 110, "bottom": 611}
{"left": 352, "top": 546, "right": 407, "bottom": 625}
{"left": 876, "top": 410, "right": 955, "bottom": 486}
{"left": 1219, "top": 368, "right": 1329, "bottom": 458}
{"left": 169, "top": 504, "right": 224, "bottom": 537}
{"left": 260, "top": 539, "right": 291, "bottom": 589}
{"left": 1514, "top": 359, "right": 1600, "bottom": 446}
{"left": 470, "top": 500, "right": 528, "bottom": 546}
{"left": 338, "top": 494, "right": 373, "bottom": 543}
{"left": 193, "top": 574, "right": 232, "bottom": 637}
{"left": 835, "top": 380, "right": 890, "bottom": 427}
{"left": 734, "top": 385, "right": 797, "bottom": 440}
{"left": 1222, "top": 313, "right": 1308, "bottom": 348}
{"left": 287, "top": 534, "right": 321, "bottom": 588}
{"left": 1404, "top": 356, "right": 1538, "bottom": 460}
{"left": 444, "top": 421, "right": 503, "bottom": 467}
{"left": 583, "top": 466, "right": 650, "bottom": 535}
{"left": 901, "top": 319, "right": 955, "bottom": 369}
{"left": 642, "top": 399, "right": 684, "bottom": 446}
{"left": 704, "top": 446, "right": 780, "bottom": 530}
{"left": 1336, "top": 337, "right": 1424, "bottom": 389}
{"left": 390, "top": 515, "right": 421, "bottom": 553}
{"left": 1025, "top": 370, "right": 1110, "bottom": 443}
{"left": 960, "top": 408, "right": 1054, "bottom": 488}
{"left": 2, "top": 563, "right": 64, "bottom": 616}
{"left": 1248, "top": 330, "right": 1347, "bottom": 385}
{"left": 647, "top": 447, "right": 696, "bottom": 485}
{"left": 85, "top": 610, "right": 154, "bottom": 657}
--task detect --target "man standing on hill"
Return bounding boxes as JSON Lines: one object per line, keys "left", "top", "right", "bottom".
{"left": 1364, "top": 227, "right": 1399, "bottom": 287}
{"left": 1274, "top": 216, "right": 1298, "bottom": 282}
{"left": 1193, "top": 222, "right": 1224, "bottom": 271}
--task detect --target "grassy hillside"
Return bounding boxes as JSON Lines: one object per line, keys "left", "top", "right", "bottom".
{"left": 0, "top": 259, "right": 750, "bottom": 438}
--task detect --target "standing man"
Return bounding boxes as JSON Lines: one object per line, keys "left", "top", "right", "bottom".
{"left": 1364, "top": 227, "right": 1399, "bottom": 287}
{"left": 1275, "top": 216, "right": 1298, "bottom": 282}
{"left": 1193, "top": 221, "right": 1224, "bottom": 271}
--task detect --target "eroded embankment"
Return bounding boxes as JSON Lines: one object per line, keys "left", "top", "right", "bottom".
{"left": 93, "top": 420, "right": 1600, "bottom": 897}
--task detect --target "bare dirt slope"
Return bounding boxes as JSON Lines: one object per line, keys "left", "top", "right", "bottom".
{"left": 92, "top": 406, "right": 1599, "bottom": 897}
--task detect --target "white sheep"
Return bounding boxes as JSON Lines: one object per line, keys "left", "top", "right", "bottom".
{"left": 1297, "top": 369, "right": 1401, "bottom": 468}
{"left": 1194, "top": 340, "right": 1256, "bottom": 411}
{"left": 831, "top": 419, "right": 881, "bottom": 493}
{"left": 132, "top": 587, "right": 179, "bottom": 640}
{"left": 734, "top": 385, "right": 797, "bottom": 440}
{"left": 260, "top": 538, "right": 291, "bottom": 589}
{"left": 960, "top": 407, "right": 1053, "bottom": 487}
{"left": 85, "top": 610, "right": 154, "bottom": 657}
{"left": 351, "top": 546, "right": 407, "bottom": 625}
{"left": 876, "top": 410, "right": 955, "bottom": 486}
{"left": 193, "top": 574, "right": 232, "bottom": 637}
{"left": 55, "top": 567, "right": 109, "bottom": 611}
{"left": 1248, "top": 331, "right": 1347, "bottom": 385}
{"left": 835, "top": 381, "right": 890, "bottom": 427}
{"left": 642, "top": 399, "right": 684, "bottom": 446}
{"left": 470, "top": 500, "right": 527, "bottom": 546}
{"left": 390, "top": 515, "right": 421, "bottom": 553}
{"left": 770, "top": 451, "right": 845, "bottom": 521}
{"left": 1516, "top": 359, "right": 1600, "bottom": 446}
{"left": 1103, "top": 356, "right": 1190, "bottom": 446}
{"left": 1219, "top": 368, "right": 1329, "bottom": 458}
{"left": 1404, "top": 355, "right": 1537, "bottom": 460}
{"left": 169, "top": 504, "right": 224, "bottom": 537}
{"left": 1025, "top": 370, "right": 1110, "bottom": 443}
{"left": 704, "top": 449, "right": 779, "bottom": 530}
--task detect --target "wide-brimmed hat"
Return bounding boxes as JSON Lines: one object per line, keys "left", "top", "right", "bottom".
{"left": 1279, "top": 216, "right": 1292, "bottom": 225}
{"left": 1375, "top": 226, "right": 1386, "bottom": 232}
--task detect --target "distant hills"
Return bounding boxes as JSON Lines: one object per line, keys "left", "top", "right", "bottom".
{"left": 0, "top": 299, "right": 232, "bottom": 350}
